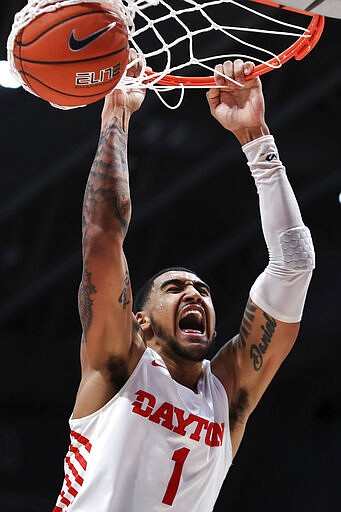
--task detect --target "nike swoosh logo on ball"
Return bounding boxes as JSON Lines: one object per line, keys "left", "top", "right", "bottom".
{"left": 68, "top": 21, "right": 117, "bottom": 51}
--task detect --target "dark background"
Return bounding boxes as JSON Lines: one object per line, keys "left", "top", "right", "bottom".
{"left": 1, "top": 1, "right": 340, "bottom": 511}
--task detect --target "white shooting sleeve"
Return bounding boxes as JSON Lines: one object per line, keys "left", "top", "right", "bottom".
{"left": 242, "top": 135, "right": 315, "bottom": 323}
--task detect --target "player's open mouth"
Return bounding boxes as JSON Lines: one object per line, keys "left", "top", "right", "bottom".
{"left": 178, "top": 305, "right": 206, "bottom": 336}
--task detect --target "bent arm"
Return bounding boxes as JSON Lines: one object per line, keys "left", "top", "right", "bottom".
{"left": 208, "top": 61, "right": 315, "bottom": 452}
{"left": 214, "top": 135, "right": 315, "bottom": 446}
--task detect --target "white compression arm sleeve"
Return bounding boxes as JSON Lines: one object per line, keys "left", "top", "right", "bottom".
{"left": 242, "top": 135, "right": 315, "bottom": 323}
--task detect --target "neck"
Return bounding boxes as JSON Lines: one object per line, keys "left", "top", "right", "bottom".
{"left": 149, "top": 342, "right": 203, "bottom": 392}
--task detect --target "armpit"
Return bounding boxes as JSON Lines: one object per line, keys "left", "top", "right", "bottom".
{"left": 229, "top": 388, "right": 249, "bottom": 432}
{"left": 107, "top": 355, "right": 130, "bottom": 393}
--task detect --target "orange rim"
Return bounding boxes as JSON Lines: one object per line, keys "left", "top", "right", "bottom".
{"left": 143, "top": 0, "right": 325, "bottom": 86}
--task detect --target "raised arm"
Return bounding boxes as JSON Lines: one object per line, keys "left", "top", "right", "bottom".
{"left": 74, "top": 55, "right": 146, "bottom": 418}
{"left": 209, "top": 60, "right": 315, "bottom": 454}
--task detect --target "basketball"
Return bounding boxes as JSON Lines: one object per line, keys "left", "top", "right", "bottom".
{"left": 12, "top": 2, "right": 129, "bottom": 107}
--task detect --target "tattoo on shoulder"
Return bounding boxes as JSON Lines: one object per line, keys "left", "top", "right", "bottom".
{"left": 250, "top": 312, "right": 277, "bottom": 371}
{"left": 118, "top": 270, "right": 130, "bottom": 309}
{"left": 233, "top": 300, "right": 256, "bottom": 352}
{"left": 78, "top": 268, "right": 97, "bottom": 338}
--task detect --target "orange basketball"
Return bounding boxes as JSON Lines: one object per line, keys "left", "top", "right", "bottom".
{"left": 13, "top": 2, "right": 129, "bottom": 107}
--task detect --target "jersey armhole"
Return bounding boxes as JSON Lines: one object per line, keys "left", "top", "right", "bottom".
{"left": 70, "top": 346, "right": 150, "bottom": 426}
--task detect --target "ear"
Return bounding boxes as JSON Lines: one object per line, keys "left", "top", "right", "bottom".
{"left": 135, "top": 311, "right": 154, "bottom": 341}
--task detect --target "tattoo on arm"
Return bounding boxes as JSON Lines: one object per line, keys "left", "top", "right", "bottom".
{"left": 82, "top": 121, "right": 131, "bottom": 235}
{"left": 118, "top": 270, "right": 130, "bottom": 309}
{"left": 233, "top": 300, "right": 256, "bottom": 352}
{"left": 233, "top": 299, "right": 277, "bottom": 371}
{"left": 78, "top": 268, "right": 97, "bottom": 339}
{"left": 250, "top": 312, "right": 277, "bottom": 371}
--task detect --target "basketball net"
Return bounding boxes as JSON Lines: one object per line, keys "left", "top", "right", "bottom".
{"left": 7, "top": 0, "right": 325, "bottom": 109}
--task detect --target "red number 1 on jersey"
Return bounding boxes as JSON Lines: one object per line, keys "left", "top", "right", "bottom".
{"left": 162, "top": 448, "right": 190, "bottom": 506}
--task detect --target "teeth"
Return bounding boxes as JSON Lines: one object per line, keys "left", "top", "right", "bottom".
{"left": 182, "top": 310, "right": 202, "bottom": 318}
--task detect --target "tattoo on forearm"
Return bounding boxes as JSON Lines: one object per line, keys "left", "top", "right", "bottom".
{"left": 118, "top": 270, "right": 130, "bottom": 309}
{"left": 250, "top": 312, "right": 277, "bottom": 371}
{"left": 78, "top": 268, "right": 97, "bottom": 338}
{"left": 82, "top": 121, "right": 130, "bottom": 234}
{"left": 233, "top": 300, "right": 256, "bottom": 352}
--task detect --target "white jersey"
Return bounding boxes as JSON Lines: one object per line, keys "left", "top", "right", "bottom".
{"left": 53, "top": 347, "right": 232, "bottom": 512}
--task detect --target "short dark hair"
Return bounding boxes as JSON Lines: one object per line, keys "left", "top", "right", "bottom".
{"left": 133, "top": 267, "right": 198, "bottom": 313}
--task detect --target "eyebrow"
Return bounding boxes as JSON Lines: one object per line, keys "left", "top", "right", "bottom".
{"left": 160, "top": 278, "right": 211, "bottom": 294}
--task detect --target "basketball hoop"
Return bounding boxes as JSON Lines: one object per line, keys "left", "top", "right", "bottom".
{"left": 123, "top": 0, "right": 325, "bottom": 90}
{"left": 7, "top": 0, "right": 331, "bottom": 109}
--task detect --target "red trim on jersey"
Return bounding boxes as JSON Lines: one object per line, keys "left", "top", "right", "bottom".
{"left": 53, "top": 430, "right": 92, "bottom": 511}
{"left": 65, "top": 474, "right": 78, "bottom": 497}
{"left": 71, "top": 430, "right": 92, "bottom": 452}
{"left": 69, "top": 444, "right": 88, "bottom": 470}
{"left": 66, "top": 456, "right": 84, "bottom": 486}
{"left": 60, "top": 494, "right": 71, "bottom": 507}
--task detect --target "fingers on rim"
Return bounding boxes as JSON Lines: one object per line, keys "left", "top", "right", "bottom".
{"left": 214, "top": 61, "right": 233, "bottom": 86}
{"left": 127, "top": 48, "right": 146, "bottom": 78}
{"left": 244, "top": 61, "right": 255, "bottom": 77}
{"left": 214, "top": 63, "right": 223, "bottom": 85}
{"left": 233, "top": 59, "right": 246, "bottom": 83}
{"left": 215, "top": 59, "right": 255, "bottom": 85}
{"left": 215, "top": 60, "right": 238, "bottom": 85}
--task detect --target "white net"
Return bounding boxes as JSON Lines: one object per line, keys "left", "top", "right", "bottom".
{"left": 124, "top": 0, "right": 314, "bottom": 87}
{"left": 7, "top": 0, "right": 321, "bottom": 108}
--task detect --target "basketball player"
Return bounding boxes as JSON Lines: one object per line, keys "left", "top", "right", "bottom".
{"left": 53, "top": 55, "right": 315, "bottom": 511}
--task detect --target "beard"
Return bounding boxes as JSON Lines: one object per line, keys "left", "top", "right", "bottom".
{"left": 150, "top": 315, "right": 213, "bottom": 362}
